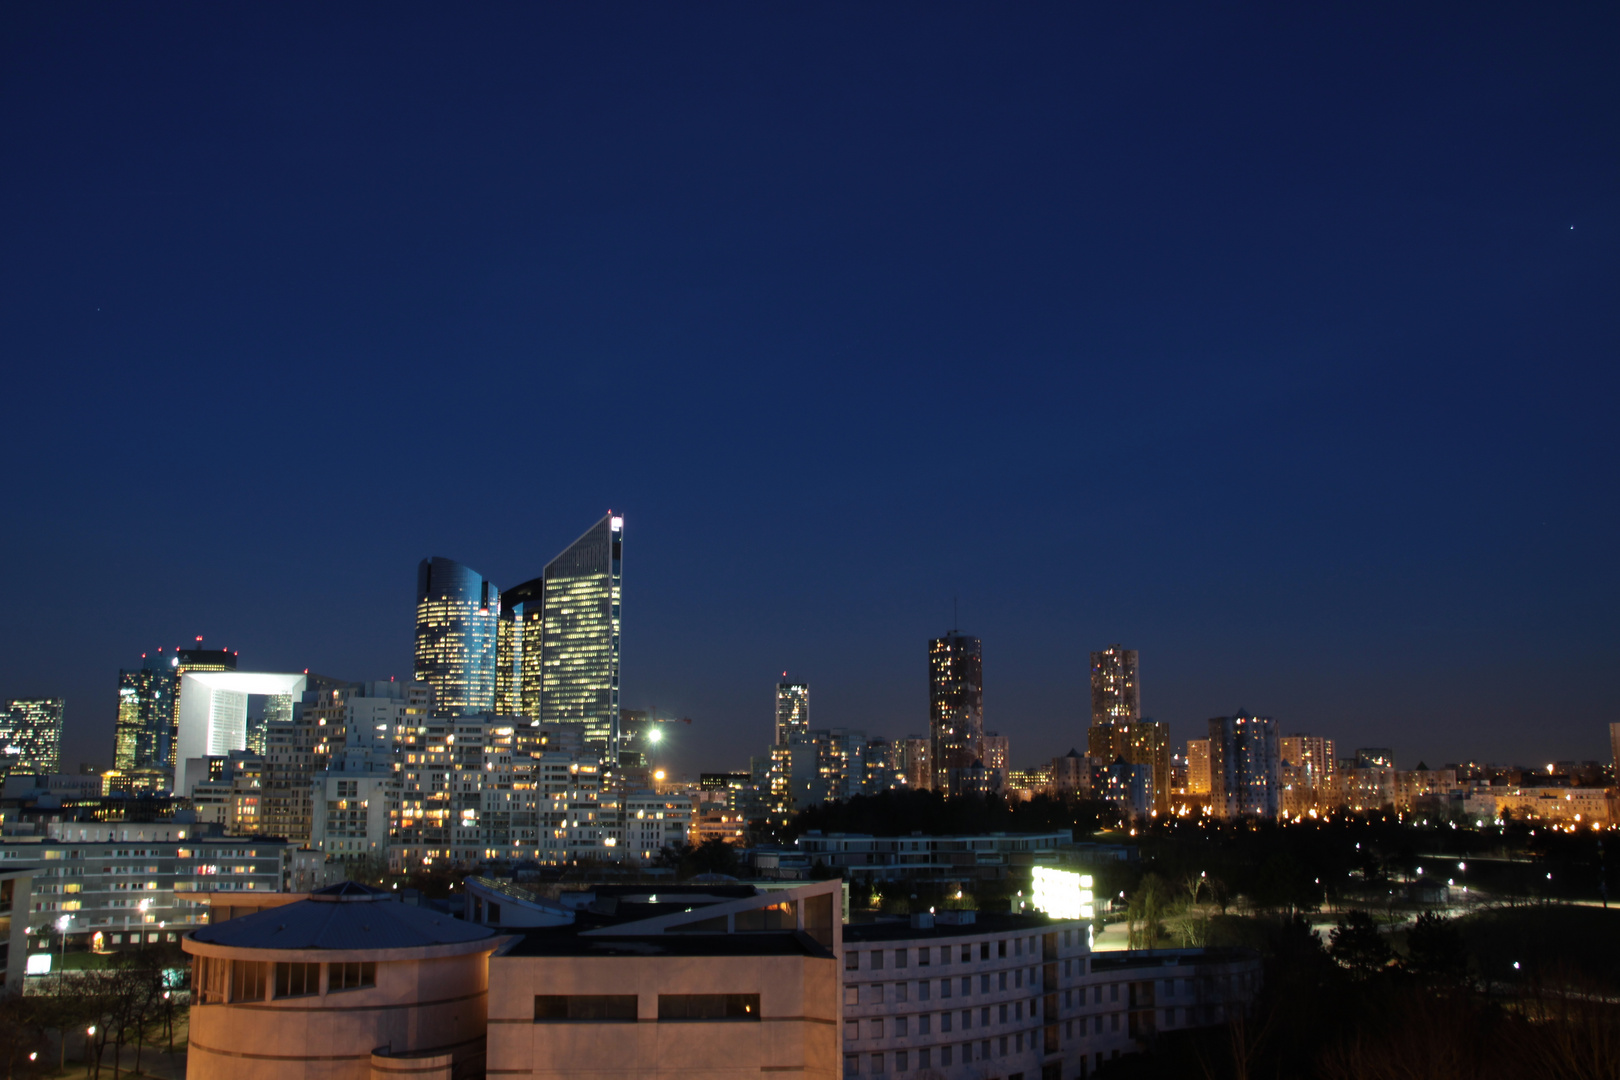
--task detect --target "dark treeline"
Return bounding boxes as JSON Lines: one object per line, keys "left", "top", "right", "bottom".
{"left": 787, "top": 790, "right": 1119, "bottom": 840}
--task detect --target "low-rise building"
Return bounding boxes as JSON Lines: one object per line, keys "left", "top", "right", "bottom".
{"left": 794, "top": 832, "right": 1069, "bottom": 882}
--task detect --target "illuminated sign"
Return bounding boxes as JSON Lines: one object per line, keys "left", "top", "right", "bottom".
{"left": 1030, "top": 866, "right": 1094, "bottom": 921}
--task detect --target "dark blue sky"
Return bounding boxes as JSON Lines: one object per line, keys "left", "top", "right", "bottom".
{"left": 3, "top": 4, "right": 1616, "bottom": 776}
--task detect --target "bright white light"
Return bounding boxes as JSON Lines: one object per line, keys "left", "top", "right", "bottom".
{"left": 25, "top": 954, "right": 52, "bottom": 976}
{"left": 647, "top": 728, "right": 663, "bottom": 744}
{"left": 611, "top": 517, "right": 624, "bottom": 531}
{"left": 1031, "top": 866, "right": 1094, "bottom": 922}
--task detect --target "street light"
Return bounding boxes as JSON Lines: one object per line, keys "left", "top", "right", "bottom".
{"left": 55, "top": 914, "right": 71, "bottom": 981}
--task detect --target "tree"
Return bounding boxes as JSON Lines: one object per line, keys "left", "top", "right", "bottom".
{"left": 1127, "top": 873, "right": 1170, "bottom": 950}
{"left": 1329, "top": 910, "right": 1393, "bottom": 979}
{"left": 1404, "top": 912, "right": 1468, "bottom": 984}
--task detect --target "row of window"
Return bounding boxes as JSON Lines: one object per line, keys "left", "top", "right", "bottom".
{"left": 531, "top": 994, "right": 760, "bottom": 1021}
{"left": 193, "top": 958, "right": 376, "bottom": 1002}
{"left": 843, "top": 1030, "right": 1050, "bottom": 1074}
{"left": 847, "top": 999, "right": 1042, "bottom": 1040}
{"left": 845, "top": 932, "right": 1075, "bottom": 972}
{"left": 847, "top": 967, "right": 1047, "bottom": 1006}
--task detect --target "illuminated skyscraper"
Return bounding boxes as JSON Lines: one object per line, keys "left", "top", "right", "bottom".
{"left": 0, "top": 698, "right": 64, "bottom": 775}
{"left": 539, "top": 513, "right": 623, "bottom": 760}
{"left": 496, "top": 576, "right": 545, "bottom": 718}
{"left": 114, "top": 649, "right": 179, "bottom": 773}
{"left": 929, "top": 632, "right": 983, "bottom": 795}
{"left": 168, "top": 645, "right": 237, "bottom": 777}
{"left": 1088, "top": 645, "right": 1139, "bottom": 764}
{"left": 415, "top": 557, "right": 501, "bottom": 716}
{"left": 775, "top": 681, "right": 809, "bottom": 746}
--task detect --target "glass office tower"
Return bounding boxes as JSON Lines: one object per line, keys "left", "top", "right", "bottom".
{"left": 415, "top": 557, "right": 501, "bottom": 716}
{"left": 168, "top": 646, "right": 237, "bottom": 775}
{"left": 496, "top": 576, "right": 545, "bottom": 718}
{"left": 540, "top": 513, "right": 623, "bottom": 760}
{"left": 0, "top": 698, "right": 64, "bottom": 775}
{"left": 114, "top": 650, "right": 179, "bottom": 773}
{"left": 929, "top": 632, "right": 983, "bottom": 795}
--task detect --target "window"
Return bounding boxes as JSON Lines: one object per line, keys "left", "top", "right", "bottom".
{"left": 962, "top": 976, "right": 971, "bottom": 996}
{"left": 869, "top": 1018, "right": 884, "bottom": 1039}
{"left": 194, "top": 956, "right": 227, "bottom": 1004}
{"left": 918, "top": 1048, "right": 930, "bottom": 1069}
{"left": 230, "top": 960, "right": 266, "bottom": 1002}
{"left": 961, "top": 945, "right": 971, "bottom": 962}
{"left": 962, "top": 1009, "right": 972, "bottom": 1030}
{"left": 894, "top": 1016, "right": 908, "bottom": 1037}
{"left": 1014, "top": 938, "right": 1023, "bottom": 957}
{"left": 999, "top": 972, "right": 1007, "bottom": 991}
{"left": 844, "top": 986, "right": 859, "bottom": 1006}
{"left": 980, "top": 974, "right": 990, "bottom": 993}
{"left": 1110, "top": 984, "right": 1119, "bottom": 1003}
{"left": 845, "top": 1055, "right": 860, "bottom": 1076}
{"left": 941, "top": 1046, "right": 952, "bottom": 1067}
{"left": 1015, "top": 969, "right": 1023, "bottom": 989}
{"left": 872, "top": 950, "right": 884, "bottom": 970}
{"left": 1093, "top": 986, "right": 1102, "bottom": 1005}
{"left": 980, "top": 943, "right": 990, "bottom": 961}
{"left": 980, "top": 1007, "right": 990, "bottom": 1026}
{"left": 274, "top": 962, "right": 319, "bottom": 998}
{"left": 895, "top": 983, "right": 908, "bottom": 1003}
{"left": 940, "top": 946, "right": 950, "bottom": 965}
{"left": 895, "top": 949, "right": 908, "bottom": 969}
{"left": 918, "top": 947, "right": 929, "bottom": 967}
{"left": 846, "top": 951, "right": 860, "bottom": 971}
{"left": 896, "top": 1050, "right": 908, "bottom": 1073}
{"left": 919, "top": 981, "right": 930, "bottom": 1002}
{"left": 918, "top": 1014, "right": 930, "bottom": 1035}
{"left": 329, "top": 961, "right": 376, "bottom": 992}
{"left": 942, "top": 1012, "right": 953, "bottom": 1033}
{"left": 535, "top": 995, "right": 638, "bottom": 1022}
{"left": 941, "top": 978, "right": 951, "bottom": 999}
{"left": 998, "top": 940, "right": 1007, "bottom": 958}
{"left": 658, "top": 994, "right": 760, "bottom": 1021}
{"left": 870, "top": 1054, "right": 885, "bottom": 1075}
{"left": 999, "top": 1004, "right": 1008, "bottom": 1024}
{"left": 999, "top": 1036, "right": 1008, "bottom": 1057}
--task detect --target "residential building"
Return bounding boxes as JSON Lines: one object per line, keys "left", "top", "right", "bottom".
{"left": 0, "top": 866, "right": 35, "bottom": 993}
{"left": 776, "top": 682, "right": 811, "bottom": 745}
{"left": 1278, "top": 735, "right": 1336, "bottom": 817}
{"left": 1185, "top": 739, "right": 1211, "bottom": 796}
{"left": 4, "top": 824, "right": 291, "bottom": 951}
{"left": 415, "top": 556, "right": 501, "bottom": 716}
{"left": 1087, "top": 646, "right": 1139, "bottom": 769}
{"left": 1207, "top": 712, "right": 1279, "bottom": 820}
{"left": 899, "top": 737, "right": 931, "bottom": 791}
{"left": 981, "top": 733, "right": 1010, "bottom": 791}
{"left": 792, "top": 832, "right": 1068, "bottom": 882}
{"left": 930, "top": 633, "right": 983, "bottom": 796}
{"left": 1123, "top": 720, "right": 1170, "bottom": 815}
{"left": 539, "top": 513, "right": 624, "bottom": 761}
{"left": 1354, "top": 748, "right": 1395, "bottom": 769}
{"left": 0, "top": 698, "right": 64, "bottom": 777}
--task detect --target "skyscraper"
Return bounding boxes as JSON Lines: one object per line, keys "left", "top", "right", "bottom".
{"left": 539, "top": 513, "right": 623, "bottom": 760}
{"left": 114, "top": 650, "right": 179, "bottom": 773}
{"left": 415, "top": 557, "right": 501, "bottom": 716}
{"left": 1088, "top": 645, "right": 1139, "bottom": 763}
{"left": 929, "top": 632, "right": 983, "bottom": 795}
{"left": 0, "top": 698, "right": 64, "bottom": 775}
{"left": 496, "top": 576, "right": 545, "bottom": 718}
{"left": 1124, "top": 718, "right": 1171, "bottom": 814}
{"left": 775, "top": 681, "right": 809, "bottom": 746}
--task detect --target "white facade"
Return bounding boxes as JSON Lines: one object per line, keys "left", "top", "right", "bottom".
{"left": 178, "top": 671, "right": 307, "bottom": 794}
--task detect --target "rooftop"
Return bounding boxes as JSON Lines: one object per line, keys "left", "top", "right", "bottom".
{"left": 191, "top": 881, "right": 497, "bottom": 951}
{"left": 843, "top": 913, "right": 1062, "bottom": 943}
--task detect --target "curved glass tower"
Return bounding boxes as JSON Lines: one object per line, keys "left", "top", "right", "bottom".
{"left": 415, "top": 557, "right": 500, "bottom": 716}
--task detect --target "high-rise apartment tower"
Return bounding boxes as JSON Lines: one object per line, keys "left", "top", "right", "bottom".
{"left": 0, "top": 698, "right": 64, "bottom": 775}
{"left": 929, "top": 632, "right": 983, "bottom": 795}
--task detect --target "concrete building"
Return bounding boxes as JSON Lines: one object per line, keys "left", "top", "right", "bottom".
{"left": 186, "top": 881, "right": 503, "bottom": 1080}
{"left": 1207, "top": 713, "right": 1279, "bottom": 820}
{"left": 930, "top": 633, "right": 984, "bottom": 797}
{"left": 1, "top": 824, "right": 290, "bottom": 951}
{"left": 0, "top": 698, "right": 64, "bottom": 778}
{"left": 0, "top": 865, "right": 35, "bottom": 993}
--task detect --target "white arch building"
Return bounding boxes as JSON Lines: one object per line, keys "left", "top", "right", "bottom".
{"left": 177, "top": 671, "right": 306, "bottom": 795}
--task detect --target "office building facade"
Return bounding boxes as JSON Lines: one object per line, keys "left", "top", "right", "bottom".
{"left": 1, "top": 698, "right": 64, "bottom": 776}
{"left": 415, "top": 557, "right": 501, "bottom": 716}
{"left": 930, "top": 633, "right": 983, "bottom": 796}
{"left": 496, "top": 576, "right": 545, "bottom": 718}
{"left": 539, "top": 514, "right": 624, "bottom": 759}
{"left": 114, "top": 651, "right": 180, "bottom": 775}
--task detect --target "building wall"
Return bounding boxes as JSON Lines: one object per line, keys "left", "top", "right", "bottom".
{"left": 485, "top": 949, "right": 840, "bottom": 1080}
{"left": 185, "top": 943, "right": 498, "bottom": 1080}
{"left": 0, "top": 870, "right": 35, "bottom": 994}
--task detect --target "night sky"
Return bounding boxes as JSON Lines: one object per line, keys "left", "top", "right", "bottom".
{"left": 3, "top": 5, "right": 1616, "bottom": 777}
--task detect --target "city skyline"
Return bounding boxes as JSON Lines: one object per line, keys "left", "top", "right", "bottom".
{"left": 3, "top": 7, "right": 1616, "bottom": 776}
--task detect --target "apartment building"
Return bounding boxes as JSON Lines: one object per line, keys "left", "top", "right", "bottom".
{"left": 3, "top": 823, "right": 290, "bottom": 950}
{"left": 794, "top": 832, "right": 1069, "bottom": 881}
